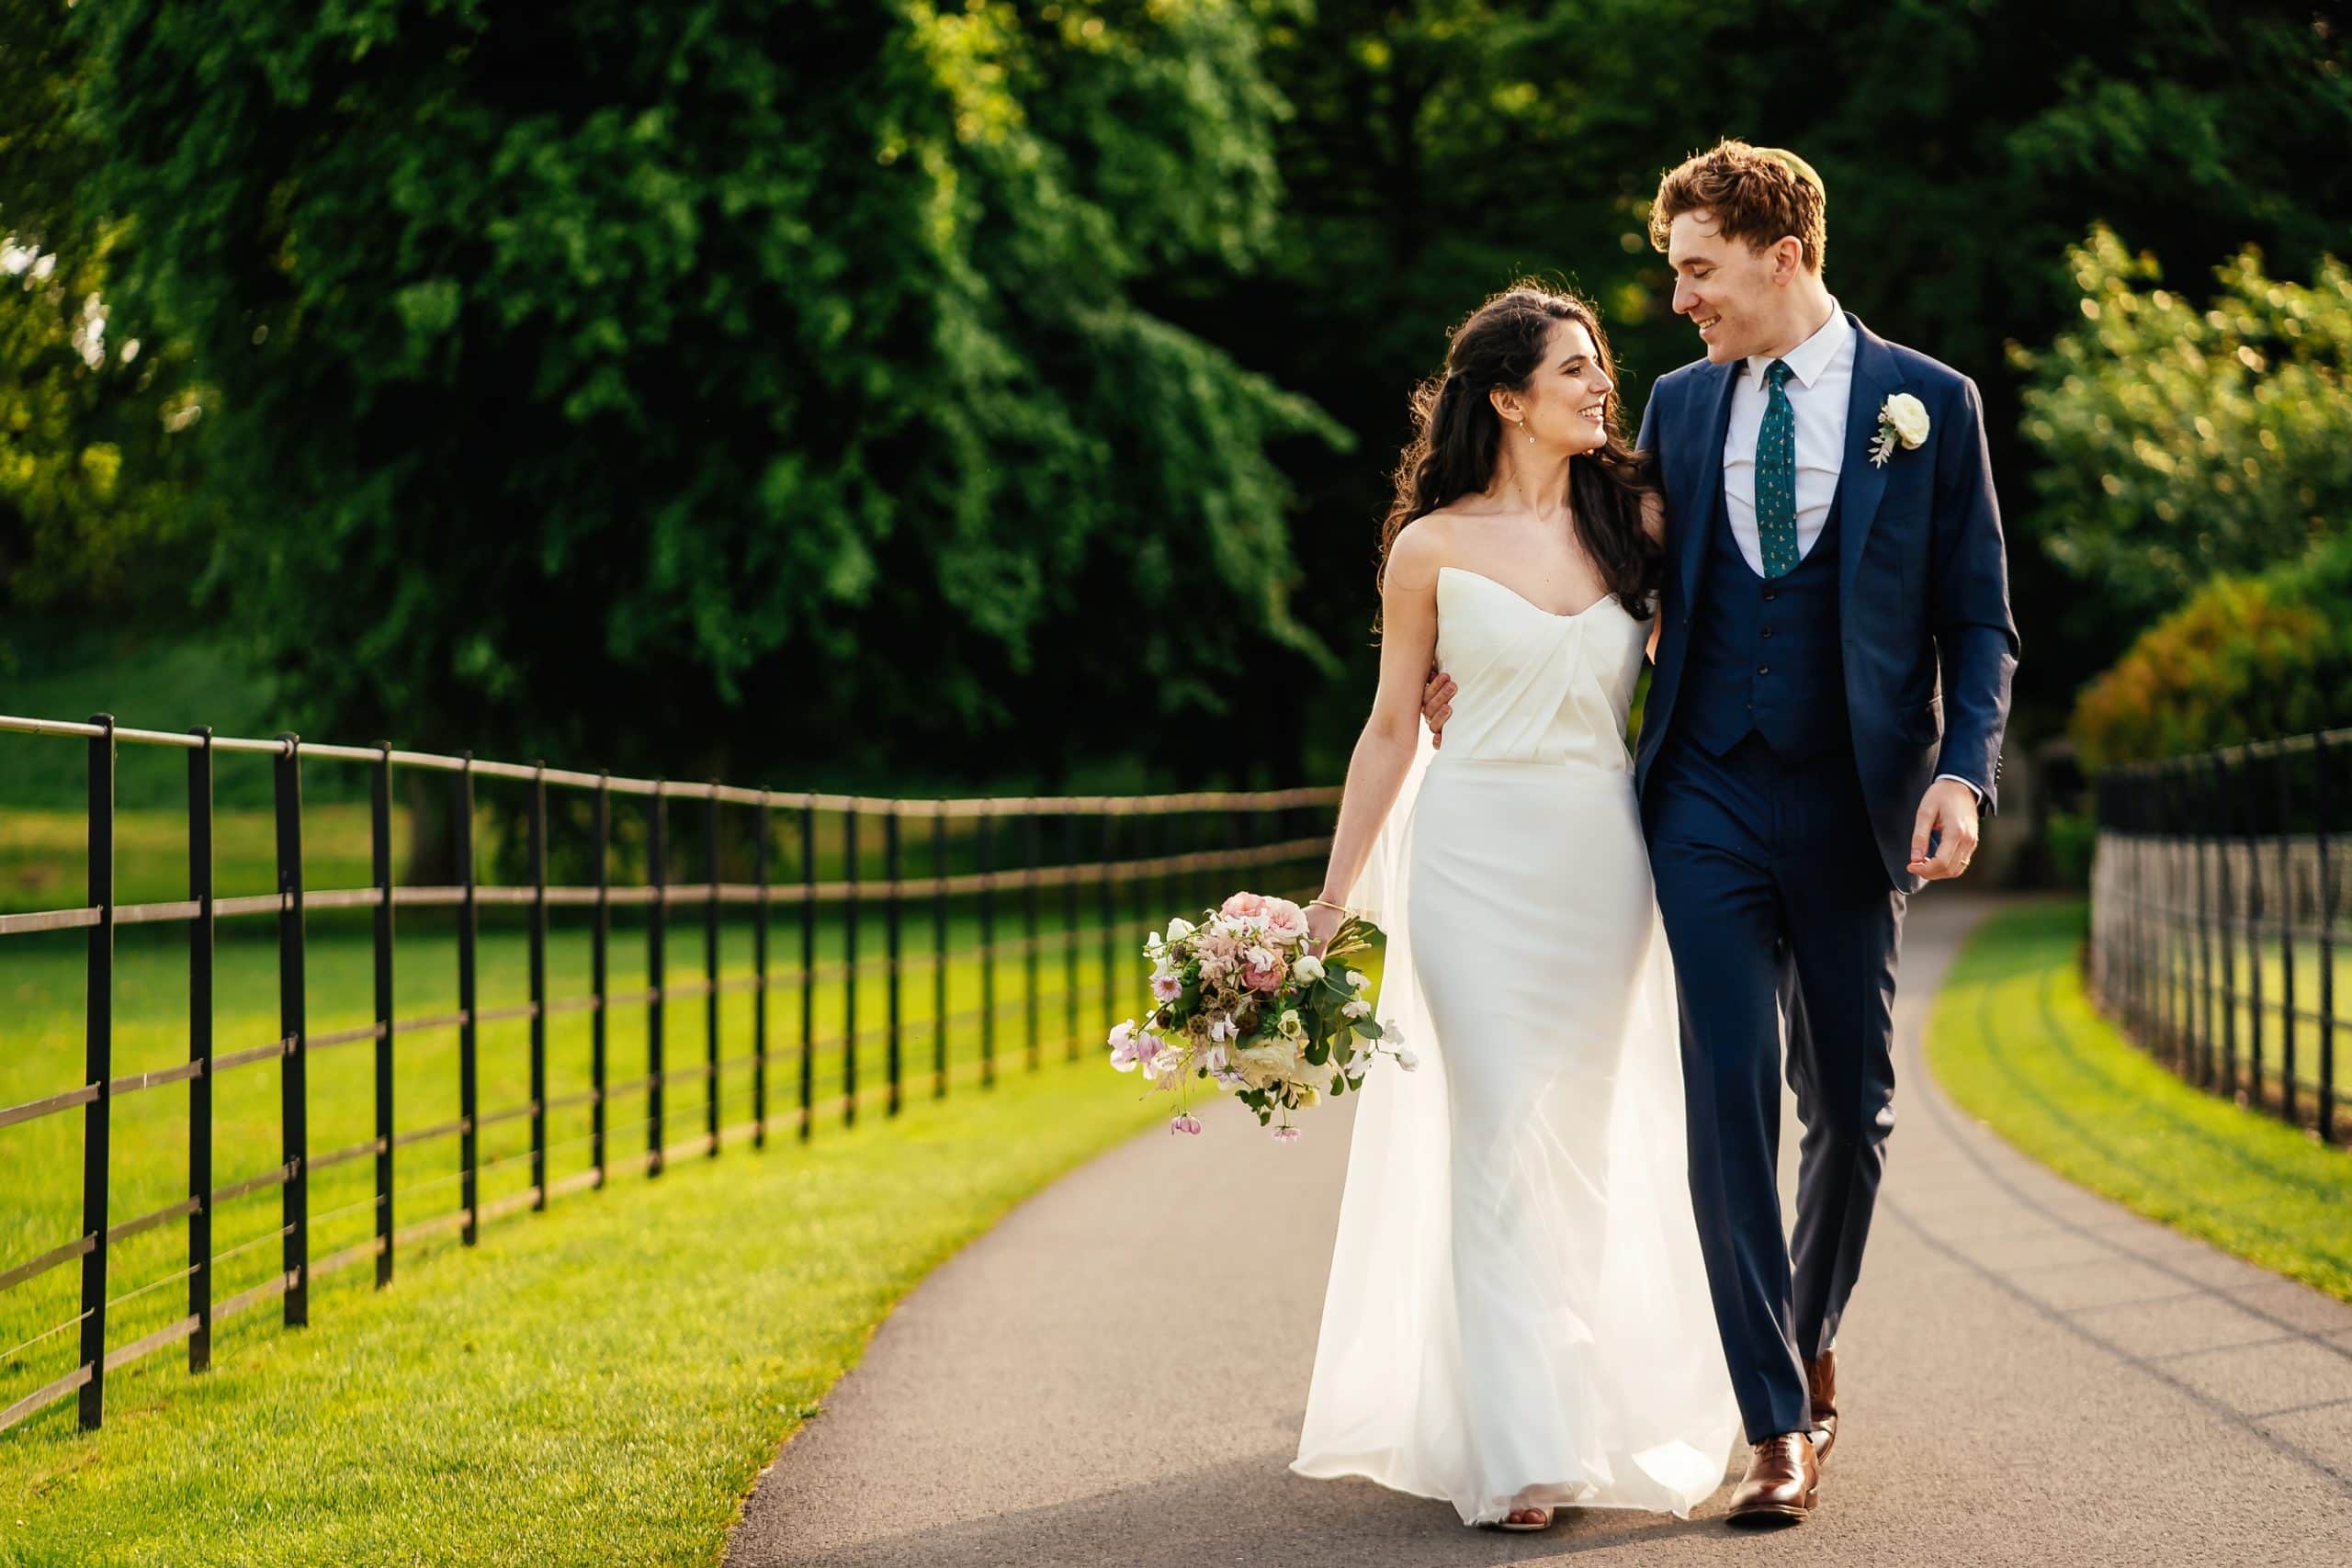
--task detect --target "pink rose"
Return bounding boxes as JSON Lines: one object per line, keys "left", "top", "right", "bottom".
{"left": 1244, "top": 961, "right": 1283, "bottom": 993}
{"left": 1262, "top": 898, "right": 1310, "bottom": 945}
{"left": 1220, "top": 890, "right": 1269, "bottom": 920}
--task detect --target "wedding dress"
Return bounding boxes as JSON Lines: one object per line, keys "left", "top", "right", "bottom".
{"left": 1290, "top": 565, "right": 1739, "bottom": 1524}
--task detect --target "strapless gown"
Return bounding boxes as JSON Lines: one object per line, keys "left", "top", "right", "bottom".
{"left": 1290, "top": 566, "right": 1739, "bottom": 1524}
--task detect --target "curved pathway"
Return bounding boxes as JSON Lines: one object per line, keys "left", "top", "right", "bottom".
{"left": 725, "top": 896, "right": 2352, "bottom": 1564}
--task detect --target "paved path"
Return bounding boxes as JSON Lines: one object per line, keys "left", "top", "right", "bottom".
{"left": 726, "top": 896, "right": 2352, "bottom": 1564}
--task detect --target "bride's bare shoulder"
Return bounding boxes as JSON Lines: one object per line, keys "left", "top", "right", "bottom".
{"left": 1385, "top": 513, "right": 1457, "bottom": 590}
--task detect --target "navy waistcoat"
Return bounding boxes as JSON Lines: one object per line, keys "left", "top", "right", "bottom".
{"left": 1678, "top": 480, "right": 1851, "bottom": 761}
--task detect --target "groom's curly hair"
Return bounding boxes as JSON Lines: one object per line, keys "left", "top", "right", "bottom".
{"left": 1648, "top": 140, "right": 1827, "bottom": 274}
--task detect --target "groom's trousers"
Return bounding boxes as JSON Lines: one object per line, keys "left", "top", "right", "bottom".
{"left": 1642, "top": 730, "right": 1904, "bottom": 1443}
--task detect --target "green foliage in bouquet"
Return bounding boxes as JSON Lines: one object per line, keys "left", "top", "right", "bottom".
{"left": 2069, "top": 534, "right": 2352, "bottom": 770}
{"left": 1111, "top": 897, "right": 1404, "bottom": 1139}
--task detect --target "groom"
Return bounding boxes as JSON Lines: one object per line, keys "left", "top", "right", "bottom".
{"left": 1424, "top": 141, "right": 2017, "bottom": 1525}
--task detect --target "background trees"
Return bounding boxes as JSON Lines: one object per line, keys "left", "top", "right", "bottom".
{"left": 5, "top": 0, "right": 2346, "bottom": 788}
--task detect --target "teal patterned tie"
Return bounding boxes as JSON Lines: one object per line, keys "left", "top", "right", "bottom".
{"left": 1755, "top": 358, "right": 1800, "bottom": 579}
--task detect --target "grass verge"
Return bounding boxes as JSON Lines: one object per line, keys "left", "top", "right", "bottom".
{"left": 1925, "top": 898, "right": 2352, "bottom": 1305}
{"left": 0, "top": 1050, "right": 1177, "bottom": 1567}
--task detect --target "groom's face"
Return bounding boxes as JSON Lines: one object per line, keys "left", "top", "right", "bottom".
{"left": 1666, "top": 209, "right": 1778, "bottom": 366}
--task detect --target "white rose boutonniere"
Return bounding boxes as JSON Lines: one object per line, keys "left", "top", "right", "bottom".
{"left": 1870, "top": 392, "right": 1930, "bottom": 468}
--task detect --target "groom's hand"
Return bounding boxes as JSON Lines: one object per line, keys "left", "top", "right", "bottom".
{"left": 1908, "top": 778, "right": 1982, "bottom": 881}
{"left": 1421, "top": 667, "right": 1456, "bottom": 748}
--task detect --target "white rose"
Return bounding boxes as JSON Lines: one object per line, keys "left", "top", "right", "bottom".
{"left": 1165, "top": 916, "right": 1194, "bottom": 941}
{"left": 1883, "top": 392, "right": 1929, "bottom": 448}
{"left": 1294, "top": 954, "right": 1325, "bottom": 983}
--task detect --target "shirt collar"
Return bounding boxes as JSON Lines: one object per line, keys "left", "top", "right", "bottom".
{"left": 1745, "top": 298, "right": 1847, "bottom": 389}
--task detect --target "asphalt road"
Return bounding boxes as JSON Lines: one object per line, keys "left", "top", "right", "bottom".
{"left": 725, "top": 895, "right": 2352, "bottom": 1565}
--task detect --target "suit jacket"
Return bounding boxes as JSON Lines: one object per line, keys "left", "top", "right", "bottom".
{"left": 1633, "top": 312, "right": 2019, "bottom": 895}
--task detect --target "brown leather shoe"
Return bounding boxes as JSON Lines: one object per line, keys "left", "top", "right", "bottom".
{"left": 1806, "top": 1348, "right": 1838, "bottom": 1461}
{"left": 1724, "top": 1432, "right": 1819, "bottom": 1527}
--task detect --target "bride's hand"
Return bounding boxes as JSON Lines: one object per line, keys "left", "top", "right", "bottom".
{"left": 1306, "top": 900, "right": 1345, "bottom": 955}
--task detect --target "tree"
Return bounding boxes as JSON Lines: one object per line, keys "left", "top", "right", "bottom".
{"left": 0, "top": 0, "right": 209, "bottom": 660}
{"left": 1187, "top": 0, "right": 2352, "bottom": 755}
{"left": 2016, "top": 227, "right": 2352, "bottom": 628}
{"left": 74, "top": 0, "right": 1341, "bottom": 785}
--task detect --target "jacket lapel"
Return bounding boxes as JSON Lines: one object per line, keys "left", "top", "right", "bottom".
{"left": 1675, "top": 359, "right": 1740, "bottom": 615}
{"left": 1837, "top": 314, "right": 1904, "bottom": 598}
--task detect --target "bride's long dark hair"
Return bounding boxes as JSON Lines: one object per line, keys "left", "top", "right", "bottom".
{"left": 1377, "top": 284, "right": 1662, "bottom": 626}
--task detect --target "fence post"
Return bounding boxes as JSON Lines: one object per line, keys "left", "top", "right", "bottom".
{"left": 1100, "top": 812, "right": 1118, "bottom": 1048}
{"left": 79, "top": 716, "right": 116, "bottom": 1427}
{"left": 798, "top": 806, "right": 816, "bottom": 1141}
{"left": 2315, "top": 731, "right": 2337, "bottom": 1144}
{"left": 371, "top": 742, "right": 395, "bottom": 1283}
{"left": 886, "top": 810, "right": 903, "bottom": 1117}
{"left": 649, "top": 782, "right": 667, "bottom": 1175}
{"left": 2213, "top": 753, "right": 2239, "bottom": 1101}
{"left": 1023, "top": 808, "right": 1041, "bottom": 1073}
{"left": 456, "top": 753, "right": 478, "bottom": 1244}
{"left": 188, "top": 728, "right": 215, "bottom": 1368}
{"left": 978, "top": 809, "right": 995, "bottom": 1089}
{"left": 2240, "top": 748, "right": 2266, "bottom": 1112}
{"left": 1063, "top": 810, "right": 1080, "bottom": 1063}
{"left": 754, "top": 793, "right": 772, "bottom": 1148}
{"left": 705, "top": 787, "right": 721, "bottom": 1157}
{"left": 530, "top": 763, "right": 550, "bottom": 1205}
{"left": 2278, "top": 745, "right": 2300, "bottom": 1128}
{"left": 843, "top": 807, "right": 860, "bottom": 1127}
{"left": 593, "top": 773, "right": 611, "bottom": 1188}
{"left": 275, "top": 732, "right": 310, "bottom": 1319}
{"left": 933, "top": 805, "right": 949, "bottom": 1100}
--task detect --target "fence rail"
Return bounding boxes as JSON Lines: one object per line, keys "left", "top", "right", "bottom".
{"left": 0, "top": 711, "right": 1339, "bottom": 1435}
{"left": 2087, "top": 727, "right": 2346, "bottom": 1145}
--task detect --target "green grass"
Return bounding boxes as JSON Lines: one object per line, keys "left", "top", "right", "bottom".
{"left": 0, "top": 866, "right": 1297, "bottom": 1563}
{"left": 2124, "top": 931, "right": 2352, "bottom": 1103}
{"left": 0, "top": 891, "right": 1228, "bottom": 1382}
{"left": 0, "top": 1049, "right": 1179, "bottom": 1567}
{"left": 0, "top": 632, "right": 306, "bottom": 813}
{"left": 1926, "top": 899, "right": 2352, "bottom": 1305}
{"left": 1, "top": 806, "right": 405, "bottom": 915}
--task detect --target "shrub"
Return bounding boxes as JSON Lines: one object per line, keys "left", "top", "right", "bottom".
{"left": 2070, "top": 536, "right": 2352, "bottom": 770}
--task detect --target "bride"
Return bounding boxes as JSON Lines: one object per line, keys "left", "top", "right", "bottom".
{"left": 1290, "top": 285, "right": 1739, "bottom": 1529}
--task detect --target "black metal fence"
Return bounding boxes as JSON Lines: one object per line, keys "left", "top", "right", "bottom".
{"left": 0, "top": 711, "right": 1338, "bottom": 1435}
{"left": 2088, "top": 728, "right": 2345, "bottom": 1144}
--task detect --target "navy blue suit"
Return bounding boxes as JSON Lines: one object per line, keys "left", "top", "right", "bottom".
{"left": 1634, "top": 315, "right": 2017, "bottom": 1440}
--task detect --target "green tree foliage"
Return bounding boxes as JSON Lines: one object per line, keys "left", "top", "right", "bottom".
{"left": 2069, "top": 536, "right": 2352, "bottom": 770}
{"left": 73, "top": 0, "right": 1340, "bottom": 782}
{"left": 1219, "top": 0, "right": 2352, "bottom": 745}
{"left": 0, "top": 1, "right": 209, "bottom": 654}
{"left": 0, "top": 232, "right": 210, "bottom": 626}
{"left": 2015, "top": 227, "right": 2352, "bottom": 626}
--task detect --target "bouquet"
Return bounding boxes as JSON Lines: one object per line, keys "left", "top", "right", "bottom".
{"left": 1106, "top": 889, "right": 1411, "bottom": 1141}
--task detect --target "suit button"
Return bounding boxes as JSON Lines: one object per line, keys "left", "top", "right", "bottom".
{"left": 1760, "top": 626, "right": 1774, "bottom": 637}
{"left": 1762, "top": 589, "right": 1778, "bottom": 601}
{"left": 1758, "top": 665, "right": 1772, "bottom": 676}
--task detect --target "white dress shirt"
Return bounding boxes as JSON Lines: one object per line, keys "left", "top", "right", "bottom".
{"left": 1722, "top": 299, "right": 1852, "bottom": 576}
{"left": 1718, "top": 299, "right": 1984, "bottom": 813}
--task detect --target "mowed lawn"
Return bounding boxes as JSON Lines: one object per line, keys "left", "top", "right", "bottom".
{"left": 1926, "top": 899, "right": 2352, "bottom": 1305}
{"left": 0, "top": 862, "right": 1300, "bottom": 1562}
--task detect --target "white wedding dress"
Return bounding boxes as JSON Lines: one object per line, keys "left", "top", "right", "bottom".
{"left": 1290, "top": 566, "right": 1739, "bottom": 1525}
